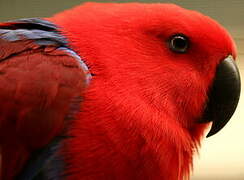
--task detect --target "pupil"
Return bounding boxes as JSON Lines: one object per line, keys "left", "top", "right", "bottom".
{"left": 169, "top": 35, "right": 188, "bottom": 53}
{"left": 174, "top": 37, "right": 186, "bottom": 49}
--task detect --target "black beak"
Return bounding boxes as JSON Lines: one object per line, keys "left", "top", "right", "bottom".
{"left": 200, "top": 56, "right": 241, "bottom": 137}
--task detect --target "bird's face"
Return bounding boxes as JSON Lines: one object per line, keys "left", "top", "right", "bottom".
{"left": 52, "top": 3, "right": 240, "bottom": 137}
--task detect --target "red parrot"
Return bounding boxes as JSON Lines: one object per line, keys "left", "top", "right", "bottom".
{"left": 0, "top": 3, "right": 240, "bottom": 180}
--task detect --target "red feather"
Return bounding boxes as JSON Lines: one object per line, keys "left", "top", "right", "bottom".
{"left": 49, "top": 3, "right": 236, "bottom": 179}
{"left": 0, "top": 3, "right": 237, "bottom": 180}
{"left": 0, "top": 39, "right": 86, "bottom": 179}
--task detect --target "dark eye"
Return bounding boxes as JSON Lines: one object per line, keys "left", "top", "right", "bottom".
{"left": 169, "top": 34, "right": 189, "bottom": 53}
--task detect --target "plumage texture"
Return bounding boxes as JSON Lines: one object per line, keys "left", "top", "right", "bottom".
{"left": 48, "top": 3, "right": 236, "bottom": 179}
{"left": 0, "top": 19, "right": 89, "bottom": 180}
{"left": 0, "top": 3, "right": 237, "bottom": 180}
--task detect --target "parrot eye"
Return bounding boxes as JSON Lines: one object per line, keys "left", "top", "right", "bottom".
{"left": 169, "top": 34, "right": 189, "bottom": 53}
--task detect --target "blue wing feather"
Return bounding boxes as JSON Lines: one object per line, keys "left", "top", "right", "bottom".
{"left": 0, "top": 18, "right": 91, "bottom": 180}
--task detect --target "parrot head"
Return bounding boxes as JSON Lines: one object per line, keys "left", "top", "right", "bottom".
{"left": 1, "top": 3, "right": 240, "bottom": 180}
{"left": 37, "top": 3, "right": 242, "bottom": 179}
{"left": 49, "top": 3, "right": 241, "bottom": 179}
{"left": 52, "top": 2, "right": 240, "bottom": 138}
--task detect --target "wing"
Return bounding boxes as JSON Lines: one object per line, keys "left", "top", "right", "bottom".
{"left": 0, "top": 18, "right": 91, "bottom": 180}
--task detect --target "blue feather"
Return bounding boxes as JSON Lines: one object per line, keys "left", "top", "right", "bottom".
{"left": 0, "top": 18, "right": 92, "bottom": 179}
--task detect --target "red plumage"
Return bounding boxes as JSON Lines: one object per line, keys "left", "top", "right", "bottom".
{"left": 48, "top": 3, "right": 236, "bottom": 179}
{"left": 0, "top": 3, "right": 237, "bottom": 180}
{"left": 0, "top": 39, "right": 87, "bottom": 179}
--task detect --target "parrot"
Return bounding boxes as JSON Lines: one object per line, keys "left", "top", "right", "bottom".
{"left": 0, "top": 2, "right": 241, "bottom": 180}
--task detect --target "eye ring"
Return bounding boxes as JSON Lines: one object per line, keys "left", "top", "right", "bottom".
{"left": 169, "top": 34, "right": 189, "bottom": 53}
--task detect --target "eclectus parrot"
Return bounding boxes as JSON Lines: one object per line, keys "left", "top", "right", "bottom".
{"left": 0, "top": 3, "right": 241, "bottom": 180}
